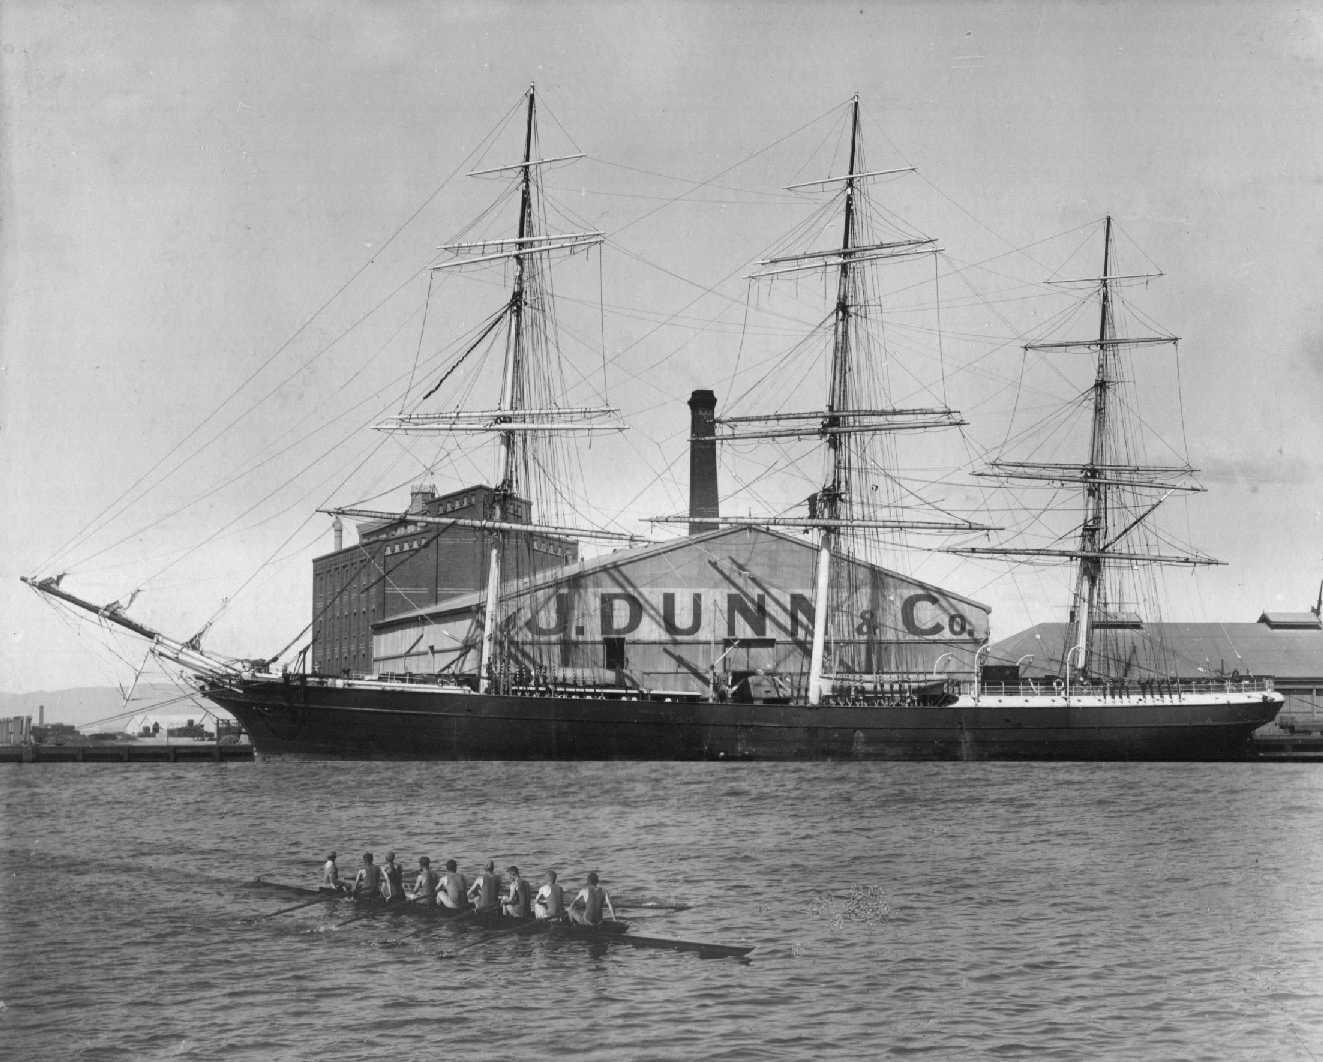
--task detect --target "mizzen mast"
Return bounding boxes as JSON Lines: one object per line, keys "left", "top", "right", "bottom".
{"left": 1066, "top": 214, "right": 1116, "bottom": 674}
{"left": 951, "top": 215, "right": 1221, "bottom": 678}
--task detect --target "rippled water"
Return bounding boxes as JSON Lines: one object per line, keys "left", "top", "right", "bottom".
{"left": 2, "top": 762, "right": 1321, "bottom": 1060}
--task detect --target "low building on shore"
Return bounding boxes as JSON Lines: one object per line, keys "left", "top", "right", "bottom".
{"left": 987, "top": 611, "right": 1323, "bottom": 731}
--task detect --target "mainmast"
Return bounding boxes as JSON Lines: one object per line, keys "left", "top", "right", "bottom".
{"left": 649, "top": 95, "right": 990, "bottom": 702}
{"left": 807, "top": 95, "right": 861, "bottom": 705}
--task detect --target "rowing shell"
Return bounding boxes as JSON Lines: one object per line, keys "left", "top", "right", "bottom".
{"left": 246, "top": 879, "right": 753, "bottom": 960}
{"left": 246, "top": 877, "right": 690, "bottom": 911}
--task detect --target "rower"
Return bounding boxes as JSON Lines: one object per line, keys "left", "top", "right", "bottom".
{"left": 320, "top": 851, "right": 346, "bottom": 895}
{"left": 409, "top": 856, "right": 439, "bottom": 905}
{"left": 501, "top": 866, "right": 532, "bottom": 918}
{"left": 468, "top": 860, "right": 501, "bottom": 913}
{"left": 436, "top": 859, "right": 468, "bottom": 910}
{"left": 533, "top": 869, "right": 565, "bottom": 920}
{"left": 351, "top": 852, "right": 383, "bottom": 901}
{"left": 568, "top": 871, "right": 615, "bottom": 926}
{"left": 381, "top": 851, "right": 405, "bottom": 904}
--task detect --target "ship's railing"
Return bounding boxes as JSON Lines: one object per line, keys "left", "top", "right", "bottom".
{"left": 276, "top": 671, "right": 476, "bottom": 692}
{"left": 819, "top": 676, "right": 960, "bottom": 708}
{"left": 969, "top": 676, "right": 1277, "bottom": 700}
{"left": 259, "top": 669, "right": 1276, "bottom": 705}
{"left": 372, "top": 671, "right": 472, "bottom": 687}
{"left": 815, "top": 674, "right": 1278, "bottom": 708}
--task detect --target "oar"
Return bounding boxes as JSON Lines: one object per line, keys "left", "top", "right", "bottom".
{"left": 244, "top": 895, "right": 333, "bottom": 922}
{"left": 439, "top": 917, "right": 539, "bottom": 958}
{"left": 335, "top": 893, "right": 427, "bottom": 928}
{"left": 334, "top": 904, "right": 378, "bottom": 928}
{"left": 399, "top": 903, "right": 471, "bottom": 935}
{"left": 614, "top": 900, "right": 691, "bottom": 912}
{"left": 243, "top": 876, "right": 289, "bottom": 891}
{"left": 246, "top": 876, "right": 325, "bottom": 898}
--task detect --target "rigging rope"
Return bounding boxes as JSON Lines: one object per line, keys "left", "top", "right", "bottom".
{"left": 401, "top": 270, "right": 437, "bottom": 412}
{"left": 418, "top": 303, "right": 511, "bottom": 404}
{"left": 35, "top": 92, "right": 525, "bottom": 579}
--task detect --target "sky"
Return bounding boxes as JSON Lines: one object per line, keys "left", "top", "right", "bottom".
{"left": 3, "top": 0, "right": 1323, "bottom": 694}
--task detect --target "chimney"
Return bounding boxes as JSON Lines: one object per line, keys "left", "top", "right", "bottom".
{"left": 332, "top": 516, "right": 344, "bottom": 552}
{"left": 688, "top": 389, "right": 719, "bottom": 535}
{"left": 38, "top": 704, "right": 45, "bottom": 727}
{"left": 408, "top": 483, "right": 436, "bottom": 515}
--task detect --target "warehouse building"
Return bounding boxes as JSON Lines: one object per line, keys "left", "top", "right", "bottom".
{"left": 372, "top": 524, "right": 991, "bottom": 696}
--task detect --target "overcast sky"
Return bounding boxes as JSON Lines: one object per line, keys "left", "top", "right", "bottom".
{"left": 4, "top": 1, "right": 1322, "bottom": 693}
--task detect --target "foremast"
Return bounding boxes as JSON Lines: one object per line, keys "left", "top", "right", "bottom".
{"left": 373, "top": 83, "right": 623, "bottom": 693}
{"left": 480, "top": 85, "right": 539, "bottom": 694}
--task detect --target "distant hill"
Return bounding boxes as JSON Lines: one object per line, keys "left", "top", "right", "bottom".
{"left": 0, "top": 684, "right": 226, "bottom": 730}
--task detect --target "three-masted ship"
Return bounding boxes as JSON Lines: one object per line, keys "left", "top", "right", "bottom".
{"left": 23, "top": 90, "right": 1282, "bottom": 759}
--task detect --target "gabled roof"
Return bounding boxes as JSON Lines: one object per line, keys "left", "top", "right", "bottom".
{"left": 375, "top": 524, "right": 990, "bottom": 629}
{"left": 1257, "top": 612, "right": 1322, "bottom": 630}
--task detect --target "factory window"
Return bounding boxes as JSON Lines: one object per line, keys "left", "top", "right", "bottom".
{"left": 603, "top": 637, "right": 626, "bottom": 670}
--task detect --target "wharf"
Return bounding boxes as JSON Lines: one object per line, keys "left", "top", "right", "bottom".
{"left": 1250, "top": 731, "right": 1323, "bottom": 762}
{"left": 0, "top": 742, "right": 254, "bottom": 764}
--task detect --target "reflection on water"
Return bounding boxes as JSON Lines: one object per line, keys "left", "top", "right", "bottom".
{"left": 2, "top": 761, "right": 1322, "bottom": 1059}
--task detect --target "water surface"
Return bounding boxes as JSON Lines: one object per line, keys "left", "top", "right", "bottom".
{"left": 2, "top": 762, "right": 1320, "bottom": 1059}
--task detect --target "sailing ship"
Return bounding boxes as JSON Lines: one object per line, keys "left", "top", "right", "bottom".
{"left": 23, "top": 89, "right": 1282, "bottom": 759}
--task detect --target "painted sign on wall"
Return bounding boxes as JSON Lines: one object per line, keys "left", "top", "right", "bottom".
{"left": 515, "top": 587, "right": 986, "bottom": 643}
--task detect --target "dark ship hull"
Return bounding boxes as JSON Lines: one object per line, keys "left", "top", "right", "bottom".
{"left": 202, "top": 675, "right": 1281, "bottom": 762}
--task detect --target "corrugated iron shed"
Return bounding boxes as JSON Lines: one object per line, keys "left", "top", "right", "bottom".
{"left": 369, "top": 525, "right": 993, "bottom": 694}
{"left": 987, "top": 619, "right": 1323, "bottom": 682}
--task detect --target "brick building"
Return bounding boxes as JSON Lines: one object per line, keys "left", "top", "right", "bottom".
{"left": 311, "top": 484, "right": 577, "bottom": 675}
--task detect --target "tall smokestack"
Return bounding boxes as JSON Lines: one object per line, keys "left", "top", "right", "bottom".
{"left": 688, "top": 389, "right": 719, "bottom": 535}
{"left": 332, "top": 516, "right": 344, "bottom": 552}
